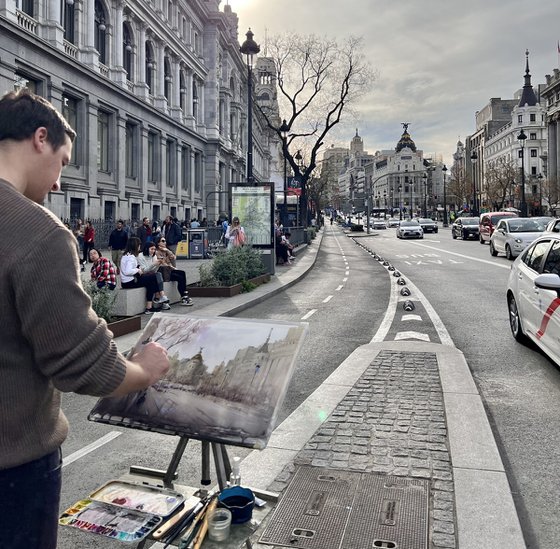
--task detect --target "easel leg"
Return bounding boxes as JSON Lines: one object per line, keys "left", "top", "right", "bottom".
{"left": 211, "top": 443, "right": 230, "bottom": 490}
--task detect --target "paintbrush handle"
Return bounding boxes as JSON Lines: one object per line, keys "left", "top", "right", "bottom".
{"left": 192, "top": 498, "right": 218, "bottom": 549}
{"left": 152, "top": 505, "right": 191, "bottom": 540}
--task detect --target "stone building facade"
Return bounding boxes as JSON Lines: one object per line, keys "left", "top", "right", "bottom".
{"left": 0, "top": 0, "right": 278, "bottom": 224}
{"left": 542, "top": 67, "right": 560, "bottom": 213}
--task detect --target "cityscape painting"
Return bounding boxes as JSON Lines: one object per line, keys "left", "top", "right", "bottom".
{"left": 89, "top": 315, "right": 308, "bottom": 449}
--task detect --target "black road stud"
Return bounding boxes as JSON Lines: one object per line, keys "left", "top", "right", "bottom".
{"left": 393, "top": 271, "right": 402, "bottom": 277}
{"left": 400, "top": 287, "right": 411, "bottom": 296}
{"left": 403, "top": 300, "right": 415, "bottom": 311}
{"left": 397, "top": 277, "right": 407, "bottom": 285}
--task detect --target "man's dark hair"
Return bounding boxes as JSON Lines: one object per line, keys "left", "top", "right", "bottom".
{"left": 0, "top": 90, "right": 76, "bottom": 150}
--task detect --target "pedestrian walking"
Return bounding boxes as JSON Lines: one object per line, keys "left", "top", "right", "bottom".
{"left": 108, "top": 219, "right": 128, "bottom": 271}
{"left": 0, "top": 89, "right": 169, "bottom": 549}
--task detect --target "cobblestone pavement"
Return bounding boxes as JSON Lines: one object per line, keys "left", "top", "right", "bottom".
{"left": 264, "top": 350, "right": 456, "bottom": 549}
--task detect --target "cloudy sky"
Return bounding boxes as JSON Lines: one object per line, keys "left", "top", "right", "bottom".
{"left": 228, "top": 0, "right": 560, "bottom": 166}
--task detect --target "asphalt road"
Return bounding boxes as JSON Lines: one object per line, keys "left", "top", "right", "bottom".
{"left": 367, "top": 226, "right": 560, "bottom": 549}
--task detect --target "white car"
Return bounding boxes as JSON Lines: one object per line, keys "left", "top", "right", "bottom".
{"left": 386, "top": 218, "right": 401, "bottom": 228}
{"left": 490, "top": 216, "right": 552, "bottom": 259}
{"left": 396, "top": 220, "right": 423, "bottom": 239}
{"left": 370, "top": 219, "right": 387, "bottom": 230}
{"left": 507, "top": 234, "right": 560, "bottom": 365}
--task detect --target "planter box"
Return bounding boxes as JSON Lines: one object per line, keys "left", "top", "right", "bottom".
{"left": 187, "top": 274, "right": 270, "bottom": 298}
{"left": 107, "top": 315, "right": 142, "bottom": 338}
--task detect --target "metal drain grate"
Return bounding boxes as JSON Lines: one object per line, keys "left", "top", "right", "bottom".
{"left": 259, "top": 466, "right": 428, "bottom": 549}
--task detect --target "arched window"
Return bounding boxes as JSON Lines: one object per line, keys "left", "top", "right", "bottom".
{"left": 146, "top": 42, "right": 155, "bottom": 94}
{"left": 20, "top": 0, "right": 33, "bottom": 16}
{"left": 123, "top": 23, "right": 134, "bottom": 80}
{"left": 179, "top": 71, "right": 186, "bottom": 112}
{"left": 62, "top": 0, "right": 75, "bottom": 43}
{"left": 94, "top": 1, "right": 107, "bottom": 65}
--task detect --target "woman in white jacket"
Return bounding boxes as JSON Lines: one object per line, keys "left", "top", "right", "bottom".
{"left": 137, "top": 241, "right": 170, "bottom": 309}
{"left": 120, "top": 237, "right": 164, "bottom": 314}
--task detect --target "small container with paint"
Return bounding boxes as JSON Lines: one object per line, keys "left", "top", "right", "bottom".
{"left": 207, "top": 508, "right": 232, "bottom": 542}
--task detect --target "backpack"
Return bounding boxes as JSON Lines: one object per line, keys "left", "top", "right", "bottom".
{"left": 237, "top": 230, "right": 246, "bottom": 246}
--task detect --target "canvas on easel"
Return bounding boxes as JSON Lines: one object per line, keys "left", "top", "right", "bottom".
{"left": 89, "top": 315, "right": 308, "bottom": 449}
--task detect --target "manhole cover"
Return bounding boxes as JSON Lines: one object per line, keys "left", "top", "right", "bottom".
{"left": 259, "top": 466, "right": 428, "bottom": 549}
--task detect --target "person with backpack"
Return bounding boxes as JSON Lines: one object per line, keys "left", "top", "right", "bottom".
{"left": 225, "top": 217, "right": 246, "bottom": 248}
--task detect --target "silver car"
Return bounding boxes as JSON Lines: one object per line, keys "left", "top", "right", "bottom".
{"left": 396, "top": 220, "right": 423, "bottom": 239}
{"left": 507, "top": 234, "right": 560, "bottom": 366}
{"left": 490, "top": 217, "right": 552, "bottom": 259}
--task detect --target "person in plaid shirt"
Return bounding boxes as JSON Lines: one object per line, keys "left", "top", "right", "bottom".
{"left": 89, "top": 248, "right": 117, "bottom": 290}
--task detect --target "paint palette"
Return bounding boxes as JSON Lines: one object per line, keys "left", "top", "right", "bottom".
{"left": 59, "top": 480, "right": 186, "bottom": 543}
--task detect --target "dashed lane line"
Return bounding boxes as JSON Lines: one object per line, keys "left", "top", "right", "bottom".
{"left": 335, "top": 285, "right": 344, "bottom": 291}
{"left": 394, "top": 331, "right": 431, "bottom": 341}
{"left": 323, "top": 295, "right": 334, "bottom": 303}
{"left": 62, "top": 431, "right": 122, "bottom": 468}
{"left": 301, "top": 309, "right": 317, "bottom": 320}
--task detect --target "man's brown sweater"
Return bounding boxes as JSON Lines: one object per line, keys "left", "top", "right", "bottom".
{"left": 0, "top": 179, "right": 126, "bottom": 469}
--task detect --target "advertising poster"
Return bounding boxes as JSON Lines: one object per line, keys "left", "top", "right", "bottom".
{"left": 230, "top": 183, "right": 274, "bottom": 247}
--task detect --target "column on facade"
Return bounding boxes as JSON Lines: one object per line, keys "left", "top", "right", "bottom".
{"left": 82, "top": 0, "right": 98, "bottom": 66}
{"left": 175, "top": 142, "right": 183, "bottom": 203}
{"left": 184, "top": 69, "right": 195, "bottom": 128}
{"left": 45, "top": 0, "right": 63, "bottom": 48}
{"left": 170, "top": 55, "right": 182, "bottom": 120}
{"left": 135, "top": 22, "right": 149, "bottom": 98}
{"left": 554, "top": 116, "right": 560, "bottom": 206}
{"left": 153, "top": 40, "right": 166, "bottom": 110}
{"left": 112, "top": 2, "right": 127, "bottom": 85}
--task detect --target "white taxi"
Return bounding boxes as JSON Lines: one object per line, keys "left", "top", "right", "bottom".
{"left": 507, "top": 234, "right": 560, "bottom": 365}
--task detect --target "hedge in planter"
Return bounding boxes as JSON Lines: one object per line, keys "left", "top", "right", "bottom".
{"left": 198, "top": 245, "right": 267, "bottom": 288}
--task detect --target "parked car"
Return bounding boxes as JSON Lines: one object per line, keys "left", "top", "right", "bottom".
{"left": 386, "top": 218, "right": 401, "bottom": 228}
{"left": 418, "top": 218, "right": 438, "bottom": 233}
{"left": 396, "top": 220, "right": 423, "bottom": 239}
{"left": 479, "top": 211, "right": 518, "bottom": 244}
{"left": 507, "top": 234, "right": 560, "bottom": 366}
{"left": 490, "top": 217, "right": 552, "bottom": 259}
{"left": 451, "top": 217, "right": 480, "bottom": 240}
{"left": 544, "top": 218, "right": 560, "bottom": 233}
{"left": 370, "top": 219, "right": 387, "bottom": 229}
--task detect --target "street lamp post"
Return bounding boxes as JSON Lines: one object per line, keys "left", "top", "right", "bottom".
{"left": 240, "top": 29, "right": 260, "bottom": 185}
{"left": 470, "top": 150, "right": 478, "bottom": 216}
{"left": 279, "top": 119, "right": 290, "bottom": 227}
{"left": 538, "top": 173, "right": 544, "bottom": 215}
{"left": 422, "top": 173, "right": 428, "bottom": 217}
{"left": 398, "top": 185, "right": 403, "bottom": 220}
{"left": 409, "top": 181, "right": 414, "bottom": 219}
{"left": 517, "top": 129, "right": 527, "bottom": 217}
{"left": 442, "top": 164, "right": 448, "bottom": 227}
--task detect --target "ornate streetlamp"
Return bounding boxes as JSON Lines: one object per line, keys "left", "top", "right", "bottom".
{"left": 239, "top": 29, "right": 260, "bottom": 185}
{"left": 470, "top": 150, "right": 478, "bottom": 216}
{"left": 442, "top": 164, "right": 448, "bottom": 226}
{"left": 517, "top": 128, "right": 527, "bottom": 217}
{"left": 422, "top": 172, "right": 428, "bottom": 217}
{"left": 279, "top": 119, "right": 290, "bottom": 227}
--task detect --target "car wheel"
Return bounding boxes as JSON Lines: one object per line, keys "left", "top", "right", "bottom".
{"left": 505, "top": 245, "right": 513, "bottom": 260}
{"left": 435, "top": 228, "right": 438, "bottom": 233}
{"left": 452, "top": 231, "right": 457, "bottom": 239}
{"left": 508, "top": 294, "right": 527, "bottom": 343}
{"left": 490, "top": 242, "right": 498, "bottom": 256}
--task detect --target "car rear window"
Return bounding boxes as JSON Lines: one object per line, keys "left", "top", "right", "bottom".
{"left": 490, "top": 214, "right": 515, "bottom": 224}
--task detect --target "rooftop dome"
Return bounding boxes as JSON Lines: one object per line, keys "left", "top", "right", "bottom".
{"left": 395, "top": 124, "right": 417, "bottom": 153}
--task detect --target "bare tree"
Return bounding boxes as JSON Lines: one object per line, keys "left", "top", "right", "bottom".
{"left": 448, "top": 163, "right": 470, "bottom": 210}
{"left": 484, "top": 157, "right": 518, "bottom": 210}
{"left": 257, "top": 34, "right": 374, "bottom": 222}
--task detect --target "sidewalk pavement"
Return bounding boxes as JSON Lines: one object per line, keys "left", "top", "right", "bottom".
{"left": 113, "top": 228, "right": 526, "bottom": 549}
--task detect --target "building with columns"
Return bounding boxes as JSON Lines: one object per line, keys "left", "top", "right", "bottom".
{"left": 542, "top": 67, "right": 560, "bottom": 213}
{"left": 0, "top": 0, "right": 278, "bottom": 224}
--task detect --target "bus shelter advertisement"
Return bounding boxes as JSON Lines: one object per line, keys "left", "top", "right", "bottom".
{"left": 230, "top": 183, "right": 275, "bottom": 248}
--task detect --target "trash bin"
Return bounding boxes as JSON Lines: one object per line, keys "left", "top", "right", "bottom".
{"left": 188, "top": 229, "right": 207, "bottom": 259}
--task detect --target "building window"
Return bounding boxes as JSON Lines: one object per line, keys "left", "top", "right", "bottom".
{"left": 530, "top": 114, "right": 536, "bottom": 122}
{"left": 164, "top": 58, "right": 172, "bottom": 102}
{"left": 179, "top": 72, "right": 186, "bottom": 112}
{"left": 166, "top": 139, "right": 176, "bottom": 188}
{"left": 14, "top": 74, "right": 39, "bottom": 94}
{"left": 62, "top": 0, "right": 75, "bottom": 43}
{"left": 125, "top": 122, "right": 137, "bottom": 178}
{"left": 131, "top": 203, "right": 140, "bottom": 223}
{"left": 192, "top": 81, "right": 198, "bottom": 121}
{"left": 148, "top": 132, "right": 159, "bottom": 183}
{"left": 530, "top": 149, "right": 537, "bottom": 158}
{"left": 181, "top": 146, "right": 190, "bottom": 190}
{"left": 530, "top": 132, "right": 537, "bottom": 140}
{"left": 194, "top": 152, "right": 202, "bottom": 194}
{"left": 123, "top": 24, "right": 134, "bottom": 80}
{"left": 146, "top": 43, "right": 155, "bottom": 94}
{"left": 62, "top": 95, "right": 79, "bottom": 165}
{"left": 518, "top": 150, "right": 523, "bottom": 159}
{"left": 97, "top": 111, "right": 110, "bottom": 172}
{"left": 531, "top": 167, "right": 537, "bottom": 176}
{"left": 94, "top": 1, "right": 107, "bottom": 65}
{"left": 20, "top": 0, "right": 33, "bottom": 16}
{"left": 518, "top": 115, "right": 523, "bottom": 123}
{"left": 104, "top": 200, "right": 115, "bottom": 221}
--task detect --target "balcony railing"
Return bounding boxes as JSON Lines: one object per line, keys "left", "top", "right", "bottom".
{"left": 16, "top": 10, "right": 38, "bottom": 34}
{"left": 99, "top": 63, "right": 109, "bottom": 77}
{"left": 63, "top": 40, "right": 78, "bottom": 59}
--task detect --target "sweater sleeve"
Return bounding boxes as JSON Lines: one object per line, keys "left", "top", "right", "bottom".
{"left": 12, "top": 226, "right": 126, "bottom": 396}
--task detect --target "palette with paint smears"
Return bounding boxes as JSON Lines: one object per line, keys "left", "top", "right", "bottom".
{"left": 59, "top": 480, "right": 186, "bottom": 543}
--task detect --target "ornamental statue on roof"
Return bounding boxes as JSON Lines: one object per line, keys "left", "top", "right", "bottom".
{"left": 395, "top": 122, "right": 417, "bottom": 153}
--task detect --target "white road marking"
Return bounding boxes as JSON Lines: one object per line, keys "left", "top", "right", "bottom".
{"left": 301, "top": 309, "right": 317, "bottom": 320}
{"left": 62, "top": 431, "right": 122, "bottom": 468}
{"left": 335, "top": 285, "right": 344, "bottom": 291}
{"left": 323, "top": 295, "right": 334, "bottom": 303}
{"left": 411, "top": 242, "right": 510, "bottom": 269}
{"left": 343, "top": 277, "right": 348, "bottom": 282}
{"left": 402, "top": 314, "right": 422, "bottom": 321}
{"left": 345, "top": 271, "right": 350, "bottom": 275}
{"left": 394, "top": 331, "right": 431, "bottom": 341}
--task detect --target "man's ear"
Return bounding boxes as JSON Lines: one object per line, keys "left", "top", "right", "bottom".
{"left": 32, "top": 127, "right": 49, "bottom": 151}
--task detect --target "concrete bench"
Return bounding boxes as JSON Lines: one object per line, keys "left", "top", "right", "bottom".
{"left": 113, "top": 281, "right": 181, "bottom": 317}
